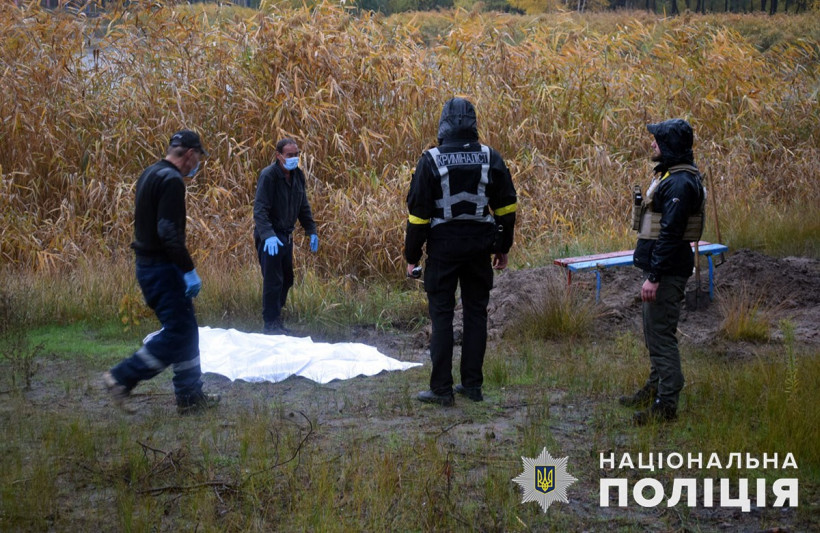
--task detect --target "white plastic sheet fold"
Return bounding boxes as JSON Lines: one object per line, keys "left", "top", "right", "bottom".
{"left": 192, "top": 326, "right": 422, "bottom": 384}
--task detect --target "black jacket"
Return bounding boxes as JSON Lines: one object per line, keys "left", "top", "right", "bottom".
{"left": 405, "top": 98, "right": 517, "bottom": 264}
{"left": 633, "top": 119, "right": 705, "bottom": 278}
{"left": 253, "top": 163, "right": 317, "bottom": 242}
{"left": 131, "top": 159, "right": 195, "bottom": 272}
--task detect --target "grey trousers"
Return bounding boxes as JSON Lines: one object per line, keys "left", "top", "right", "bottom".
{"left": 642, "top": 275, "right": 688, "bottom": 410}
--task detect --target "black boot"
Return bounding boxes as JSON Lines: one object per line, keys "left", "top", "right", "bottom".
{"left": 416, "top": 389, "right": 454, "bottom": 407}
{"left": 263, "top": 319, "right": 290, "bottom": 335}
{"left": 455, "top": 384, "right": 483, "bottom": 402}
{"left": 177, "top": 392, "right": 221, "bottom": 415}
{"left": 619, "top": 384, "right": 657, "bottom": 408}
{"left": 633, "top": 399, "right": 677, "bottom": 426}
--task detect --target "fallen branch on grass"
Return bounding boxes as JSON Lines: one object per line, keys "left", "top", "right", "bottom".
{"left": 242, "top": 410, "right": 314, "bottom": 484}
{"left": 135, "top": 411, "right": 313, "bottom": 496}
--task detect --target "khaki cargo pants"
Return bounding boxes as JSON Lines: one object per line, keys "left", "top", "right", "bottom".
{"left": 642, "top": 274, "right": 688, "bottom": 410}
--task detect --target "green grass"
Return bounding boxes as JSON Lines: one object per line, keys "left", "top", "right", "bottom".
{"left": 717, "top": 283, "right": 774, "bottom": 342}
{"left": 1, "top": 264, "right": 818, "bottom": 530}
{"left": 509, "top": 277, "right": 600, "bottom": 341}
{"left": 25, "top": 323, "right": 137, "bottom": 361}
{"left": 1, "top": 318, "right": 818, "bottom": 530}
{"left": 0, "top": 262, "right": 428, "bottom": 339}
{"left": 720, "top": 198, "right": 820, "bottom": 258}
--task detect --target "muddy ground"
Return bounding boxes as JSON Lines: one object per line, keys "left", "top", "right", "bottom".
{"left": 481, "top": 248, "right": 820, "bottom": 347}
{"left": 5, "top": 249, "right": 819, "bottom": 531}
{"left": 358, "top": 248, "right": 820, "bottom": 531}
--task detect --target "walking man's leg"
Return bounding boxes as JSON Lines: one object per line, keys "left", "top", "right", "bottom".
{"left": 107, "top": 263, "right": 216, "bottom": 413}
{"left": 109, "top": 263, "right": 180, "bottom": 390}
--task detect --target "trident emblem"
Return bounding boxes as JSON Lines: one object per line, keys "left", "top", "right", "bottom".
{"left": 535, "top": 466, "right": 555, "bottom": 494}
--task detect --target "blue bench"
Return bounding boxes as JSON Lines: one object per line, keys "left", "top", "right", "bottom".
{"left": 554, "top": 241, "right": 728, "bottom": 302}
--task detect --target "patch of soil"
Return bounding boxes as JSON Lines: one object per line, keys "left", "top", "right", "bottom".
{"left": 3, "top": 249, "right": 818, "bottom": 531}
{"left": 443, "top": 249, "right": 820, "bottom": 348}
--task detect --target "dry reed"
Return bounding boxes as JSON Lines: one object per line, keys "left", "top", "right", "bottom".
{"left": 1, "top": 3, "right": 818, "bottom": 281}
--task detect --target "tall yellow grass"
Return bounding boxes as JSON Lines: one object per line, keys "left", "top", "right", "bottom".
{"left": 1, "top": 2, "right": 818, "bottom": 279}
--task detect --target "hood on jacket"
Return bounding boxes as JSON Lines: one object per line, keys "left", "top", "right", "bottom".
{"left": 647, "top": 118, "right": 694, "bottom": 170}
{"left": 437, "top": 97, "right": 479, "bottom": 144}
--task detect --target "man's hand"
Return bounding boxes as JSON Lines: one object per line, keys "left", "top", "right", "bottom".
{"left": 309, "top": 234, "right": 319, "bottom": 253}
{"left": 183, "top": 269, "right": 202, "bottom": 298}
{"left": 641, "top": 279, "right": 659, "bottom": 302}
{"left": 264, "top": 236, "right": 283, "bottom": 256}
{"left": 492, "top": 253, "right": 508, "bottom": 270}
{"left": 406, "top": 263, "right": 421, "bottom": 279}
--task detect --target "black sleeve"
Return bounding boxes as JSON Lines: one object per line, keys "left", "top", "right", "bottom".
{"left": 404, "top": 154, "right": 432, "bottom": 264}
{"left": 297, "top": 174, "right": 317, "bottom": 236}
{"left": 404, "top": 221, "right": 429, "bottom": 264}
{"left": 650, "top": 176, "right": 697, "bottom": 274}
{"left": 253, "top": 167, "right": 276, "bottom": 241}
{"left": 156, "top": 177, "right": 195, "bottom": 272}
{"left": 488, "top": 150, "right": 517, "bottom": 254}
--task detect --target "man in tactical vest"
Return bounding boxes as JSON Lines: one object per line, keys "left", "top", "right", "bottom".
{"left": 622, "top": 118, "right": 706, "bottom": 425}
{"left": 405, "top": 97, "right": 517, "bottom": 406}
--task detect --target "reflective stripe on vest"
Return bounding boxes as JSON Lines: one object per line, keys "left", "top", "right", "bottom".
{"left": 428, "top": 145, "right": 496, "bottom": 228}
{"left": 636, "top": 165, "right": 707, "bottom": 241}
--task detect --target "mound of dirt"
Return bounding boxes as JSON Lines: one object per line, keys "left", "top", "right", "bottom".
{"left": 444, "top": 250, "right": 820, "bottom": 347}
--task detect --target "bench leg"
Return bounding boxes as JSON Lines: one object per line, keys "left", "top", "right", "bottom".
{"left": 708, "top": 254, "right": 715, "bottom": 300}
{"left": 595, "top": 270, "right": 601, "bottom": 303}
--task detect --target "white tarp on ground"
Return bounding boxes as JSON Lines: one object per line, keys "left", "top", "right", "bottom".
{"left": 192, "top": 326, "right": 422, "bottom": 384}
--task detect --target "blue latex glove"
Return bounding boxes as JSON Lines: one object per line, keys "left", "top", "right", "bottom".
{"left": 309, "top": 234, "right": 319, "bottom": 253}
{"left": 264, "top": 236, "right": 283, "bottom": 256}
{"left": 183, "top": 269, "right": 202, "bottom": 298}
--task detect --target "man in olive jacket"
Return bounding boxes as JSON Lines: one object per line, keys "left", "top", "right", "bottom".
{"left": 622, "top": 118, "right": 706, "bottom": 425}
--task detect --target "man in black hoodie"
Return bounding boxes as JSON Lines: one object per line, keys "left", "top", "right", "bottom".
{"left": 253, "top": 138, "right": 319, "bottom": 335}
{"left": 622, "top": 119, "right": 706, "bottom": 425}
{"left": 405, "top": 98, "right": 517, "bottom": 406}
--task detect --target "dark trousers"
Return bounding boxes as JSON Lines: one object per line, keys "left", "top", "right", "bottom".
{"left": 642, "top": 274, "right": 688, "bottom": 410}
{"left": 424, "top": 253, "right": 493, "bottom": 395}
{"left": 256, "top": 236, "right": 294, "bottom": 325}
{"left": 110, "top": 261, "right": 203, "bottom": 403}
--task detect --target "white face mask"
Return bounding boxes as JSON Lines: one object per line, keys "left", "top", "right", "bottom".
{"left": 284, "top": 156, "right": 299, "bottom": 170}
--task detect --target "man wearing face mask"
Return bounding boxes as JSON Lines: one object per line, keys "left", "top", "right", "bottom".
{"left": 104, "top": 130, "right": 220, "bottom": 415}
{"left": 254, "top": 138, "right": 319, "bottom": 335}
